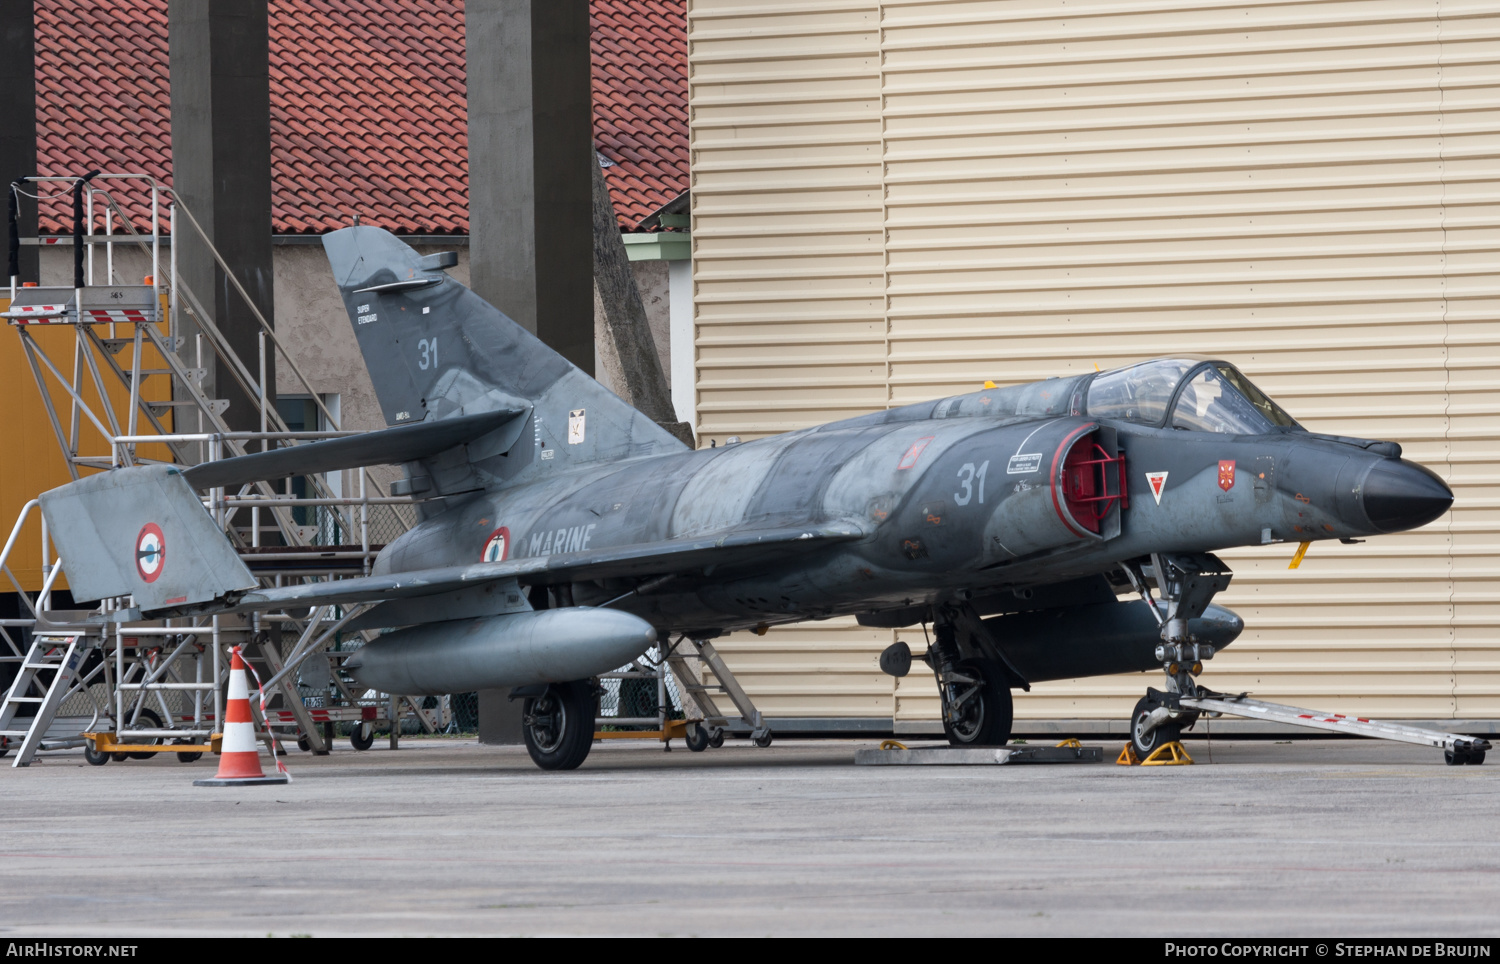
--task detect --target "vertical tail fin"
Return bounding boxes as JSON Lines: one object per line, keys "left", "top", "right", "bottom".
{"left": 321, "top": 226, "right": 685, "bottom": 488}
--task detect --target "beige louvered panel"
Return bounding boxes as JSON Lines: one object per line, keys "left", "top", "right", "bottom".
{"left": 688, "top": 2, "right": 895, "bottom": 714}
{"left": 708, "top": 619, "right": 896, "bottom": 719}
{"left": 689, "top": 0, "right": 1500, "bottom": 725}
{"left": 689, "top": 1, "right": 887, "bottom": 441}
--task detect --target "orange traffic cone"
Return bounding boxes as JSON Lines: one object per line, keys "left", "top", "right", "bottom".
{"left": 194, "top": 646, "right": 288, "bottom": 786}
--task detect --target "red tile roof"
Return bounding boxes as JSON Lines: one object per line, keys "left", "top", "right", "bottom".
{"left": 32, "top": 0, "right": 686, "bottom": 235}
{"left": 593, "top": 0, "right": 688, "bottom": 229}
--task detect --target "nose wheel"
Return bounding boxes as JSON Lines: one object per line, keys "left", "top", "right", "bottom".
{"left": 1130, "top": 693, "right": 1183, "bottom": 759}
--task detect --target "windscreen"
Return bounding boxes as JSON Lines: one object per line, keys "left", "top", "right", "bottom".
{"left": 1085, "top": 358, "right": 1197, "bottom": 425}
{"left": 1171, "top": 365, "right": 1299, "bottom": 434}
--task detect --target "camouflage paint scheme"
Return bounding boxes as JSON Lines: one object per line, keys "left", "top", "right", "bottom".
{"left": 38, "top": 226, "right": 1453, "bottom": 766}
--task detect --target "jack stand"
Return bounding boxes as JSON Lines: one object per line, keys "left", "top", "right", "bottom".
{"left": 1140, "top": 741, "right": 1194, "bottom": 766}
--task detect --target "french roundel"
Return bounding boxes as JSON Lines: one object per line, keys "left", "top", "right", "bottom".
{"left": 135, "top": 523, "right": 165, "bottom": 583}
{"left": 481, "top": 527, "right": 510, "bottom": 563}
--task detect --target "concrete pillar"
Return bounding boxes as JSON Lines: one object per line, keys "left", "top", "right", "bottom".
{"left": 465, "top": 0, "right": 593, "bottom": 376}
{"left": 477, "top": 689, "right": 525, "bottom": 745}
{"left": 168, "top": 0, "right": 274, "bottom": 433}
{"left": 467, "top": 1, "right": 591, "bottom": 744}
{"left": 1, "top": 1, "right": 37, "bottom": 285}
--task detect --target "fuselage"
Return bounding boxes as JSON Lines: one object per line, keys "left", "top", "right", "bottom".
{"left": 375, "top": 362, "right": 1452, "bottom": 636}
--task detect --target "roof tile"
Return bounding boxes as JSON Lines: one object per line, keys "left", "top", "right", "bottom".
{"left": 34, "top": 0, "right": 686, "bottom": 234}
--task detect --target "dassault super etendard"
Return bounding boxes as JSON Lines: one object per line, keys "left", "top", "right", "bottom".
{"left": 41, "top": 226, "right": 1453, "bottom": 769}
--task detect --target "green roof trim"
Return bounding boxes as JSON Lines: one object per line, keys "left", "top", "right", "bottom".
{"left": 622, "top": 231, "right": 690, "bottom": 262}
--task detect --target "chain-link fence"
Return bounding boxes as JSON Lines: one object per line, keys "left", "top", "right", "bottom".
{"left": 597, "top": 647, "right": 684, "bottom": 729}
{"left": 449, "top": 692, "right": 479, "bottom": 733}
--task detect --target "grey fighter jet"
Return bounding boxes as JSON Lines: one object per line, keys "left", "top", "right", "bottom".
{"left": 40, "top": 226, "right": 1454, "bottom": 770}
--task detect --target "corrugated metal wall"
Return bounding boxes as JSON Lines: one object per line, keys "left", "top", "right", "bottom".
{"left": 686, "top": 0, "right": 1499, "bottom": 725}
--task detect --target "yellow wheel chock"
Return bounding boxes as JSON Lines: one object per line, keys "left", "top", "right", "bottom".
{"left": 1055, "top": 738, "right": 1083, "bottom": 749}
{"left": 879, "top": 739, "right": 909, "bottom": 751}
{"left": 1140, "top": 741, "right": 1194, "bottom": 766}
{"left": 1116, "top": 741, "right": 1194, "bottom": 766}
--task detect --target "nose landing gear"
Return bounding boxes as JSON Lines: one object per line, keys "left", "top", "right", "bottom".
{"left": 1122, "top": 553, "right": 1232, "bottom": 759}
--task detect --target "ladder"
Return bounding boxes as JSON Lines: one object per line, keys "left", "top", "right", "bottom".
{"left": 0, "top": 633, "right": 92, "bottom": 766}
{"left": 665, "top": 637, "right": 769, "bottom": 743}
{"left": 0, "top": 173, "right": 422, "bottom": 766}
{"left": 1180, "top": 690, "right": 1493, "bottom": 761}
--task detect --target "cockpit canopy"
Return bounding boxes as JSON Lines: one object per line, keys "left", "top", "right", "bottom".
{"left": 1085, "top": 358, "right": 1299, "bottom": 434}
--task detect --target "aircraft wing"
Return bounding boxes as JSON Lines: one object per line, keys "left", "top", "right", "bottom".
{"left": 220, "top": 521, "right": 866, "bottom": 615}
{"left": 41, "top": 464, "right": 864, "bottom": 620}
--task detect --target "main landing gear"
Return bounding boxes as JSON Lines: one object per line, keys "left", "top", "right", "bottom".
{"left": 519, "top": 680, "right": 596, "bottom": 770}
{"left": 881, "top": 609, "right": 1024, "bottom": 748}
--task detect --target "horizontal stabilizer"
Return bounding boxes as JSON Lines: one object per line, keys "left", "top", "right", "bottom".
{"left": 181, "top": 407, "right": 526, "bottom": 491}
{"left": 39, "top": 466, "right": 257, "bottom": 612}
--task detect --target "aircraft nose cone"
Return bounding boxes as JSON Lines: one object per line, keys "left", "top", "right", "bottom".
{"left": 1362, "top": 459, "right": 1452, "bottom": 533}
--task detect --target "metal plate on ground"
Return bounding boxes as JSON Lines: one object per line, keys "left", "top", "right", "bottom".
{"left": 855, "top": 745, "right": 1103, "bottom": 766}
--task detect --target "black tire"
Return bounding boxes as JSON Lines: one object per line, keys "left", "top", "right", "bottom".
{"left": 127, "top": 708, "right": 164, "bottom": 760}
{"left": 1445, "top": 748, "right": 1467, "bottom": 766}
{"left": 942, "top": 659, "right": 1014, "bottom": 747}
{"left": 684, "top": 723, "right": 709, "bottom": 752}
{"left": 753, "top": 730, "right": 774, "bottom": 748}
{"left": 0, "top": 736, "right": 9, "bottom": 759}
{"left": 350, "top": 721, "right": 374, "bottom": 751}
{"left": 84, "top": 741, "right": 109, "bottom": 766}
{"left": 296, "top": 735, "right": 311, "bottom": 753}
{"left": 708, "top": 728, "right": 725, "bottom": 749}
{"left": 1469, "top": 750, "right": 1486, "bottom": 766}
{"left": 1131, "top": 695, "right": 1182, "bottom": 759}
{"left": 522, "top": 680, "right": 595, "bottom": 771}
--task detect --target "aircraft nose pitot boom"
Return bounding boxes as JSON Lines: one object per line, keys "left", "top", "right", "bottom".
{"left": 1358, "top": 458, "right": 1453, "bottom": 533}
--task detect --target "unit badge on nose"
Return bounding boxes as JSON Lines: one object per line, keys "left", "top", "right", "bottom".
{"left": 1219, "top": 459, "right": 1236, "bottom": 491}
{"left": 1145, "top": 471, "right": 1168, "bottom": 505}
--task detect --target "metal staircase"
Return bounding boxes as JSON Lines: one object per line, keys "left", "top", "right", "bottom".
{"left": 0, "top": 172, "right": 428, "bottom": 766}
{"left": 0, "top": 633, "right": 89, "bottom": 764}
{"left": 666, "top": 637, "right": 769, "bottom": 745}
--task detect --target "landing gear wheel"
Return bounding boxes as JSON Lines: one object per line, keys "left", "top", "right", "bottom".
{"left": 684, "top": 723, "right": 709, "bottom": 752}
{"left": 522, "top": 680, "right": 595, "bottom": 771}
{"left": 754, "top": 730, "right": 774, "bottom": 749}
{"left": 1445, "top": 748, "right": 1469, "bottom": 766}
{"left": 84, "top": 741, "right": 109, "bottom": 766}
{"left": 1131, "top": 695, "right": 1182, "bottom": 760}
{"left": 127, "top": 708, "right": 164, "bottom": 759}
{"left": 350, "top": 721, "right": 374, "bottom": 751}
{"left": 942, "top": 659, "right": 1014, "bottom": 747}
{"left": 1470, "top": 751, "right": 1486, "bottom": 765}
{"left": 708, "top": 728, "right": 725, "bottom": 749}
